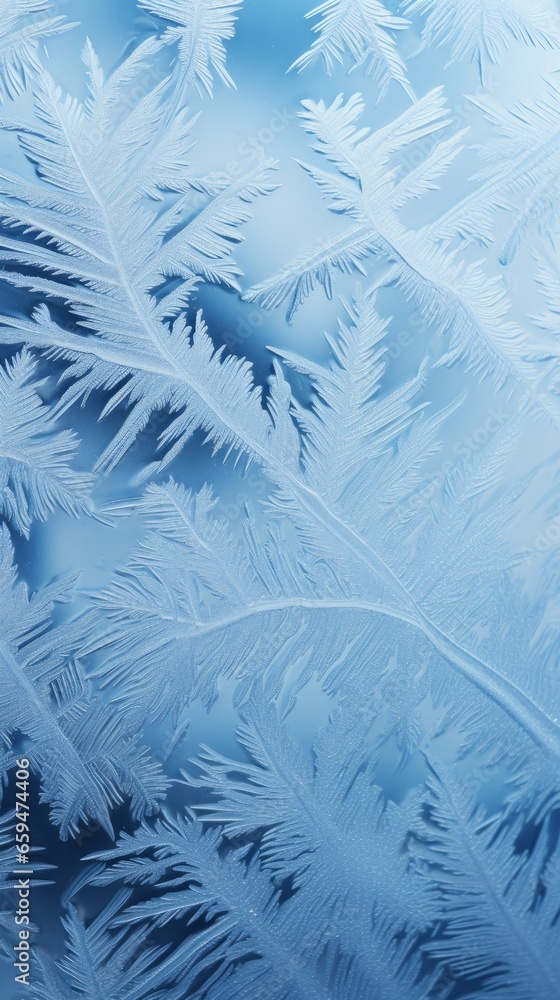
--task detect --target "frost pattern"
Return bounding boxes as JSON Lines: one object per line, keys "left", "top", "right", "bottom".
{"left": 432, "top": 77, "right": 560, "bottom": 264}
{"left": 83, "top": 293, "right": 559, "bottom": 762}
{"left": 140, "top": 0, "right": 243, "bottom": 97}
{"left": 245, "top": 92, "right": 560, "bottom": 422}
{"left": 0, "top": 1, "right": 559, "bottom": 997}
{"left": 0, "top": 350, "right": 94, "bottom": 537}
{"left": 0, "top": 527, "right": 166, "bottom": 839}
{"left": 0, "top": 40, "right": 277, "bottom": 475}
{"left": 403, "top": 0, "right": 560, "bottom": 81}
{"left": 291, "top": 0, "right": 414, "bottom": 100}
{"left": 0, "top": 0, "right": 73, "bottom": 102}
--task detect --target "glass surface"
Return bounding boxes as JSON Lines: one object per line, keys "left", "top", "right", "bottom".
{"left": 0, "top": 1, "right": 559, "bottom": 997}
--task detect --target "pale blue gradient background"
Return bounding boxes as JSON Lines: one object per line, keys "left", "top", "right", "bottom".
{"left": 1, "top": 0, "right": 559, "bottom": 995}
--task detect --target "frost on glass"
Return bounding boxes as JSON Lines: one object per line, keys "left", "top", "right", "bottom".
{"left": 0, "top": 1, "right": 559, "bottom": 998}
